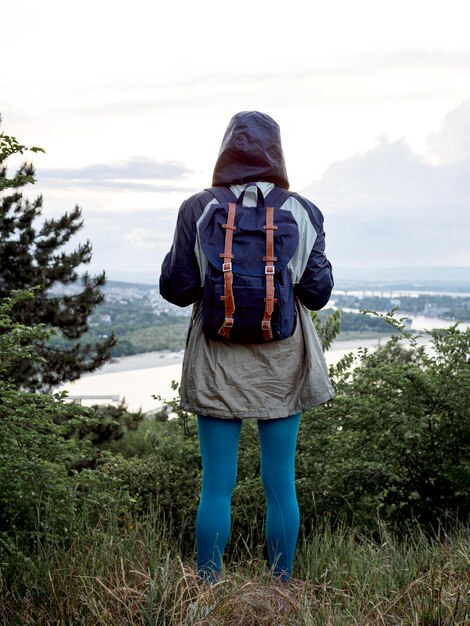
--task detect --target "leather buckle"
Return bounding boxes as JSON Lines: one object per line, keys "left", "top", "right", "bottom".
{"left": 261, "top": 320, "right": 271, "bottom": 330}
{"left": 223, "top": 317, "right": 234, "bottom": 328}
{"left": 265, "top": 265, "right": 275, "bottom": 274}
{"left": 222, "top": 262, "right": 232, "bottom": 272}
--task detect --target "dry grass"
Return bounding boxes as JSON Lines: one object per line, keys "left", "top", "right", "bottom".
{"left": 1, "top": 514, "right": 469, "bottom": 625}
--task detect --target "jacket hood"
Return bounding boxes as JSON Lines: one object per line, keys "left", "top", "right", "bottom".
{"left": 212, "top": 111, "right": 289, "bottom": 189}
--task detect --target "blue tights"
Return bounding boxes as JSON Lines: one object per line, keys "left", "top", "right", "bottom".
{"left": 196, "top": 413, "right": 300, "bottom": 583}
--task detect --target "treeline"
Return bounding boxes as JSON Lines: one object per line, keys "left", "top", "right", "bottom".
{"left": 47, "top": 301, "right": 400, "bottom": 358}
{"left": 96, "top": 305, "right": 397, "bottom": 356}
{"left": 318, "top": 307, "right": 401, "bottom": 335}
{"left": 47, "top": 305, "right": 190, "bottom": 356}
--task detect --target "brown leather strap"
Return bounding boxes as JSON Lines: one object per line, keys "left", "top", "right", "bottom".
{"left": 262, "top": 206, "right": 278, "bottom": 341}
{"left": 218, "top": 202, "right": 237, "bottom": 338}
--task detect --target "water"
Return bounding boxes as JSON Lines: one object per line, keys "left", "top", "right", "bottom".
{"left": 333, "top": 289, "right": 470, "bottom": 298}
{"left": 56, "top": 293, "right": 468, "bottom": 413}
{"left": 55, "top": 335, "right": 428, "bottom": 414}
{"left": 333, "top": 306, "right": 470, "bottom": 332}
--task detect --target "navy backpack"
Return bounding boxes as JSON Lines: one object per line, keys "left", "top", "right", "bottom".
{"left": 198, "top": 185, "right": 300, "bottom": 343}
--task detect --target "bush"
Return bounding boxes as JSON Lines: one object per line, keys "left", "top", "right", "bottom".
{"left": 297, "top": 322, "right": 470, "bottom": 535}
{"left": 0, "top": 290, "right": 134, "bottom": 560}
{"left": 2, "top": 292, "right": 468, "bottom": 569}
{"left": 114, "top": 314, "right": 470, "bottom": 549}
{"left": 96, "top": 418, "right": 202, "bottom": 549}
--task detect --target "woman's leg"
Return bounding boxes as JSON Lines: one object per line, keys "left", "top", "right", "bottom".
{"left": 257, "top": 413, "right": 301, "bottom": 582}
{"left": 196, "top": 414, "right": 243, "bottom": 583}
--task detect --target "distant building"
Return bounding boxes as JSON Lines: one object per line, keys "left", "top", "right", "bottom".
{"left": 424, "top": 303, "right": 448, "bottom": 316}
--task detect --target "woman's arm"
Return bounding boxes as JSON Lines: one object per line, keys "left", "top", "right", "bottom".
{"left": 292, "top": 195, "right": 334, "bottom": 310}
{"left": 159, "top": 196, "right": 204, "bottom": 307}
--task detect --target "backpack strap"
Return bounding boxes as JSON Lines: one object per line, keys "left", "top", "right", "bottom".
{"left": 218, "top": 202, "right": 237, "bottom": 339}
{"left": 204, "top": 186, "right": 238, "bottom": 204}
{"left": 262, "top": 205, "right": 278, "bottom": 341}
{"left": 263, "top": 186, "right": 293, "bottom": 208}
{"left": 206, "top": 185, "right": 292, "bottom": 208}
{"left": 262, "top": 187, "right": 292, "bottom": 340}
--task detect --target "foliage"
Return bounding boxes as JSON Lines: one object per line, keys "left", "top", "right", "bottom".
{"left": 50, "top": 397, "right": 145, "bottom": 459}
{"left": 298, "top": 314, "right": 470, "bottom": 534}
{"left": 0, "top": 123, "right": 45, "bottom": 191}
{"left": 313, "top": 306, "right": 403, "bottom": 343}
{"left": 0, "top": 379, "right": 93, "bottom": 541}
{"left": 140, "top": 310, "right": 469, "bottom": 540}
{"left": 310, "top": 308, "right": 341, "bottom": 351}
{"left": 0, "top": 293, "right": 470, "bottom": 624}
{"left": 96, "top": 418, "right": 202, "bottom": 546}
{"left": 0, "top": 289, "right": 134, "bottom": 561}
{"left": 0, "top": 286, "right": 54, "bottom": 375}
{"left": 0, "top": 118, "right": 116, "bottom": 391}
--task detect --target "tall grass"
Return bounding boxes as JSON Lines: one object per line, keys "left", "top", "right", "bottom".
{"left": 1, "top": 503, "right": 468, "bottom": 625}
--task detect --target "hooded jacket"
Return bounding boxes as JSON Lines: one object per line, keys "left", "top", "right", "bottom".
{"left": 160, "top": 111, "right": 334, "bottom": 420}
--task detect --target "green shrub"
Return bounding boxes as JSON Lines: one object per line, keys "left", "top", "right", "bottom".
{"left": 96, "top": 418, "right": 202, "bottom": 549}
{"left": 2, "top": 290, "right": 468, "bottom": 571}
{"left": 297, "top": 323, "right": 470, "bottom": 534}
{"left": 0, "top": 290, "right": 134, "bottom": 559}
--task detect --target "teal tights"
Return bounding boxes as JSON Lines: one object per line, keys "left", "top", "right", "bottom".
{"left": 196, "top": 413, "right": 301, "bottom": 583}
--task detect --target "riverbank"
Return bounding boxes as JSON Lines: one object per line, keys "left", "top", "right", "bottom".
{"left": 80, "top": 349, "right": 186, "bottom": 376}
{"left": 60, "top": 299, "right": 469, "bottom": 413}
{"left": 57, "top": 334, "right": 429, "bottom": 413}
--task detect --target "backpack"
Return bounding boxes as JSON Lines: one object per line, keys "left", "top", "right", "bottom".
{"left": 198, "top": 185, "right": 299, "bottom": 343}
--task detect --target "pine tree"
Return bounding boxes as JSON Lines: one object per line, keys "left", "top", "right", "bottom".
{"left": 0, "top": 117, "right": 117, "bottom": 391}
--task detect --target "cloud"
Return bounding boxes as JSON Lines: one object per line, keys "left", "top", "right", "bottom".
{"left": 426, "top": 100, "right": 470, "bottom": 164}
{"left": 301, "top": 100, "right": 470, "bottom": 267}
{"left": 37, "top": 157, "right": 194, "bottom": 192}
{"left": 53, "top": 207, "right": 179, "bottom": 276}
{"left": 42, "top": 100, "right": 470, "bottom": 275}
{"left": 55, "top": 49, "right": 470, "bottom": 115}
{"left": 303, "top": 137, "right": 468, "bottom": 214}
{"left": 122, "top": 227, "right": 167, "bottom": 249}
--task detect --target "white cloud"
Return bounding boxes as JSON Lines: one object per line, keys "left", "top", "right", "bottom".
{"left": 36, "top": 157, "right": 195, "bottom": 193}
{"left": 301, "top": 100, "right": 470, "bottom": 268}
{"left": 122, "top": 228, "right": 167, "bottom": 249}
{"left": 40, "top": 100, "right": 470, "bottom": 274}
{"left": 426, "top": 100, "right": 470, "bottom": 164}
{"left": 55, "top": 208, "right": 180, "bottom": 276}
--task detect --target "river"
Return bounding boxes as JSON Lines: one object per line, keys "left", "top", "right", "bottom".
{"left": 56, "top": 327, "right": 443, "bottom": 414}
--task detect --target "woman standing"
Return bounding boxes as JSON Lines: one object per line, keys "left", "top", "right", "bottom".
{"left": 160, "top": 111, "right": 334, "bottom": 583}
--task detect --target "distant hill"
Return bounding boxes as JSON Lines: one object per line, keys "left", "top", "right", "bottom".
{"left": 101, "top": 266, "right": 470, "bottom": 294}
{"left": 104, "top": 279, "right": 156, "bottom": 290}
{"left": 329, "top": 267, "right": 470, "bottom": 293}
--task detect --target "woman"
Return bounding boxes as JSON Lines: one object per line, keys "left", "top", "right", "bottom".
{"left": 160, "top": 111, "right": 334, "bottom": 584}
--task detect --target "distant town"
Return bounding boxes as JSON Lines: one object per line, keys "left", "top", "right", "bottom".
{"left": 45, "top": 274, "right": 470, "bottom": 358}
{"left": 50, "top": 279, "right": 190, "bottom": 317}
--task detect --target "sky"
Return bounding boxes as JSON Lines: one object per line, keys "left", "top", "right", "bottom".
{"left": 1, "top": 0, "right": 470, "bottom": 283}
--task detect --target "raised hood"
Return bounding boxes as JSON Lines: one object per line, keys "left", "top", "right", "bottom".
{"left": 212, "top": 111, "right": 289, "bottom": 189}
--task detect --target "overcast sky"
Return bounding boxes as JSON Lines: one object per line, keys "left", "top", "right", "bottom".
{"left": 2, "top": 0, "right": 470, "bottom": 281}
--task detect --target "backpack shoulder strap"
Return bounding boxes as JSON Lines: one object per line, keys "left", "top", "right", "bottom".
{"left": 218, "top": 202, "right": 237, "bottom": 339}
{"left": 263, "top": 186, "right": 293, "bottom": 208}
{"left": 205, "top": 185, "right": 292, "bottom": 208}
{"left": 204, "top": 186, "right": 238, "bottom": 204}
{"left": 262, "top": 205, "right": 278, "bottom": 341}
